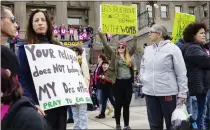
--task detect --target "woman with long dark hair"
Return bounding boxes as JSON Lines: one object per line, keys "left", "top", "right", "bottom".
{"left": 17, "top": 10, "right": 67, "bottom": 130}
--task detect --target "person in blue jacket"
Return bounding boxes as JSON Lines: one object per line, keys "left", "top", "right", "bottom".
{"left": 17, "top": 9, "right": 67, "bottom": 130}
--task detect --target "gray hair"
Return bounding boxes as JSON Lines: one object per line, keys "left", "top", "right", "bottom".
{"left": 151, "top": 24, "right": 172, "bottom": 40}
{"left": 1, "top": 5, "right": 12, "bottom": 17}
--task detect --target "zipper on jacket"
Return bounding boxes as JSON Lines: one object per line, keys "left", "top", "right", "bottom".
{"left": 152, "top": 45, "right": 158, "bottom": 96}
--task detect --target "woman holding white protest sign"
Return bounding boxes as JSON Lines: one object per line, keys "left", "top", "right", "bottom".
{"left": 98, "top": 27, "right": 138, "bottom": 130}
{"left": 17, "top": 9, "right": 67, "bottom": 130}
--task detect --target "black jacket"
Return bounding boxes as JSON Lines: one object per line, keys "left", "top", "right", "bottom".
{"left": 1, "top": 96, "right": 51, "bottom": 130}
{"left": 180, "top": 42, "right": 210, "bottom": 96}
{"left": 1, "top": 45, "right": 19, "bottom": 76}
{"left": 93, "top": 64, "right": 103, "bottom": 89}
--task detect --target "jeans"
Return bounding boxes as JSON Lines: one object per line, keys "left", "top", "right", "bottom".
{"left": 72, "top": 104, "right": 88, "bottom": 130}
{"left": 68, "top": 106, "right": 73, "bottom": 120}
{"left": 145, "top": 95, "right": 176, "bottom": 130}
{"left": 69, "top": 35, "right": 74, "bottom": 41}
{"left": 134, "top": 87, "right": 142, "bottom": 99}
{"left": 196, "top": 95, "right": 206, "bottom": 129}
{"left": 187, "top": 96, "right": 198, "bottom": 120}
{"left": 61, "top": 35, "right": 65, "bottom": 40}
{"left": 97, "top": 89, "right": 102, "bottom": 105}
{"left": 101, "top": 88, "right": 116, "bottom": 115}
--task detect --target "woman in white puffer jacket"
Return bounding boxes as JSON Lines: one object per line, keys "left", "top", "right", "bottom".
{"left": 139, "top": 24, "right": 188, "bottom": 130}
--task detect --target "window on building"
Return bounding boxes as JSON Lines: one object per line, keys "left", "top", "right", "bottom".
{"left": 68, "top": 18, "right": 80, "bottom": 25}
{"left": 160, "top": 5, "right": 168, "bottom": 18}
{"left": 175, "top": 5, "right": 182, "bottom": 12}
{"left": 202, "top": 4, "right": 208, "bottom": 17}
{"left": 146, "top": 5, "right": 153, "bottom": 18}
{"left": 189, "top": 6, "right": 195, "bottom": 15}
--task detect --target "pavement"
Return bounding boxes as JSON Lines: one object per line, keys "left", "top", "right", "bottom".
{"left": 67, "top": 106, "right": 150, "bottom": 129}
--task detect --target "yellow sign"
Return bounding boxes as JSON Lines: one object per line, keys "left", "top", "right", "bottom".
{"left": 100, "top": 4, "right": 137, "bottom": 35}
{"left": 62, "top": 41, "right": 83, "bottom": 46}
{"left": 172, "top": 12, "right": 195, "bottom": 44}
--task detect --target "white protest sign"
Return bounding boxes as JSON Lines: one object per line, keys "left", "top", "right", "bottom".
{"left": 24, "top": 44, "right": 92, "bottom": 110}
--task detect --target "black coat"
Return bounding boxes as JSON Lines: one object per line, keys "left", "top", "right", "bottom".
{"left": 1, "top": 97, "right": 51, "bottom": 130}
{"left": 1, "top": 45, "right": 19, "bottom": 76}
{"left": 180, "top": 42, "right": 210, "bottom": 96}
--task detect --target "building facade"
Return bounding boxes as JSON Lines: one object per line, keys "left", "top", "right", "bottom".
{"left": 2, "top": 1, "right": 209, "bottom": 66}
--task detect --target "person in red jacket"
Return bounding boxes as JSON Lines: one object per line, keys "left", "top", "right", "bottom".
{"left": 95, "top": 61, "right": 116, "bottom": 119}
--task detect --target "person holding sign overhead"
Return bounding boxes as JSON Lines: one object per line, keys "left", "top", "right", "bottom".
{"left": 68, "top": 25, "right": 75, "bottom": 41}
{"left": 60, "top": 23, "right": 66, "bottom": 40}
{"left": 139, "top": 24, "right": 188, "bottom": 130}
{"left": 98, "top": 27, "right": 137, "bottom": 130}
{"left": 53, "top": 22, "right": 59, "bottom": 39}
{"left": 17, "top": 10, "right": 67, "bottom": 130}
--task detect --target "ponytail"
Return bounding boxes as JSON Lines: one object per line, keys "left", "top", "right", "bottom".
{"left": 163, "top": 35, "right": 172, "bottom": 40}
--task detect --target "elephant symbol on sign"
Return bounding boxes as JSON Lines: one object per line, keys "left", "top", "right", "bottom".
{"left": 102, "top": 13, "right": 119, "bottom": 19}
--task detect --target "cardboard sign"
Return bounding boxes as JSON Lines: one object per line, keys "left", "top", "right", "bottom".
{"left": 53, "top": 25, "right": 58, "bottom": 36}
{"left": 100, "top": 4, "right": 137, "bottom": 35}
{"left": 60, "top": 27, "right": 66, "bottom": 35}
{"left": 61, "top": 41, "right": 83, "bottom": 46}
{"left": 172, "top": 12, "right": 195, "bottom": 44}
{"left": 82, "top": 32, "right": 88, "bottom": 40}
{"left": 78, "top": 33, "right": 84, "bottom": 40}
{"left": 24, "top": 44, "right": 92, "bottom": 110}
{"left": 107, "top": 34, "right": 112, "bottom": 38}
{"left": 69, "top": 28, "right": 74, "bottom": 36}
{"left": 15, "top": 31, "right": 19, "bottom": 38}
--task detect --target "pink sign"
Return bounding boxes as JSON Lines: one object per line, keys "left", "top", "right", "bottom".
{"left": 69, "top": 28, "right": 74, "bottom": 36}
{"left": 107, "top": 34, "right": 112, "bottom": 38}
{"left": 60, "top": 26, "right": 66, "bottom": 35}
{"left": 15, "top": 31, "right": 20, "bottom": 38}
{"left": 53, "top": 25, "right": 58, "bottom": 36}
{"left": 78, "top": 33, "right": 84, "bottom": 40}
{"left": 82, "top": 32, "right": 88, "bottom": 40}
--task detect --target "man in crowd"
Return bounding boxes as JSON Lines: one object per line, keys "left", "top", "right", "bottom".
{"left": 87, "top": 25, "right": 94, "bottom": 35}
{"left": 1, "top": 5, "right": 19, "bottom": 76}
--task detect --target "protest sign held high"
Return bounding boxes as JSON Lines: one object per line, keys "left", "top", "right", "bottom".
{"left": 172, "top": 12, "right": 195, "bottom": 43}
{"left": 24, "top": 44, "right": 92, "bottom": 111}
{"left": 100, "top": 4, "right": 137, "bottom": 35}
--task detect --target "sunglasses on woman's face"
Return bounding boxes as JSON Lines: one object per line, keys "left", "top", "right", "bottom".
{"left": 117, "top": 46, "right": 125, "bottom": 49}
{"left": 1, "top": 17, "right": 16, "bottom": 23}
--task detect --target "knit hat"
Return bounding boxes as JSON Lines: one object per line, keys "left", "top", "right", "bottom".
{"left": 69, "top": 46, "right": 83, "bottom": 55}
{"left": 117, "top": 41, "right": 127, "bottom": 47}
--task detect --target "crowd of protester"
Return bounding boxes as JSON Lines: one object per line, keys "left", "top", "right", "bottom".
{"left": 1, "top": 5, "right": 210, "bottom": 130}
{"left": 53, "top": 23, "right": 94, "bottom": 41}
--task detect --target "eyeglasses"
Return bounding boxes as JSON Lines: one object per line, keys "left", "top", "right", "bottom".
{"left": 1, "top": 17, "right": 16, "bottom": 23}
{"left": 117, "top": 46, "right": 125, "bottom": 49}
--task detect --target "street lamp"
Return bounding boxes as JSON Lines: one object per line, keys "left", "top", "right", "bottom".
{"left": 146, "top": 1, "right": 159, "bottom": 27}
